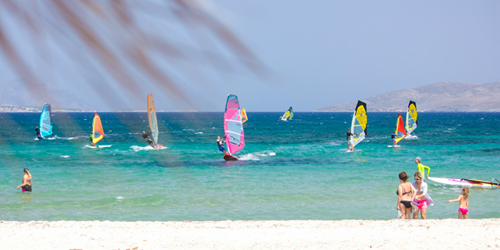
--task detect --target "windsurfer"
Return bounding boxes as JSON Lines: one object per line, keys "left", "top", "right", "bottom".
{"left": 35, "top": 126, "right": 43, "bottom": 139}
{"left": 391, "top": 131, "right": 397, "bottom": 146}
{"left": 346, "top": 128, "right": 356, "bottom": 151}
{"left": 217, "top": 136, "right": 230, "bottom": 156}
{"left": 143, "top": 131, "right": 155, "bottom": 148}
{"left": 415, "top": 157, "right": 430, "bottom": 178}
{"left": 89, "top": 133, "right": 98, "bottom": 147}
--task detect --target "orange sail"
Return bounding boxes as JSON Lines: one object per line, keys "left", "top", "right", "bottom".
{"left": 92, "top": 113, "right": 105, "bottom": 145}
{"left": 394, "top": 113, "right": 406, "bottom": 143}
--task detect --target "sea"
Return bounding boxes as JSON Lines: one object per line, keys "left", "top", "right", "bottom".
{"left": 1, "top": 112, "right": 499, "bottom": 221}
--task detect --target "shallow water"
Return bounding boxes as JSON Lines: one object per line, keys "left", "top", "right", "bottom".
{"left": 1, "top": 112, "right": 499, "bottom": 221}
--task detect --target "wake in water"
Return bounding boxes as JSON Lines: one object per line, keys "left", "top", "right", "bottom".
{"left": 130, "top": 145, "right": 167, "bottom": 152}
{"left": 84, "top": 145, "right": 112, "bottom": 149}
{"left": 238, "top": 151, "right": 276, "bottom": 161}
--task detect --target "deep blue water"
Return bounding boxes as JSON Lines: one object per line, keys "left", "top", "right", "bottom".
{"left": 1, "top": 112, "right": 499, "bottom": 221}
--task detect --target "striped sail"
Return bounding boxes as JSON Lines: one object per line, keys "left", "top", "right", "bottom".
{"left": 224, "top": 94, "right": 245, "bottom": 155}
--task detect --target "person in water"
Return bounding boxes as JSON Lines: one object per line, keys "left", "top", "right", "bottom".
{"left": 143, "top": 131, "right": 155, "bottom": 148}
{"left": 448, "top": 187, "right": 470, "bottom": 219}
{"left": 17, "top": 168, "right": 32, "bottom": 193}
{"left": 35, "top": 126, "right": 43, "bottom": 139}
{"left": 397, "top": 171, "right": 416, "bottom": 219}
{"left": 414, "top": 157, "right": 430, "bottom": 178}
{"left": 346, "top": 128, "right": 356, "bottom": 151}
{"left": 411, "top": 171, "right": 434, "bottom": 220}
{"left": 391, "top": 131, "right": 397, "bottom": 146}
{"left": 217, "top": 136, "right": 230, "bottom": 156}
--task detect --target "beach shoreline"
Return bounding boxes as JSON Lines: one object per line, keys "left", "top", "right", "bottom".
{"left": 1, "top": 219, "right": 499, "bottom": 249}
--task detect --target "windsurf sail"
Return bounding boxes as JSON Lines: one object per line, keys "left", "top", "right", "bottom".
{"left": 147, "top": 94, "right": 159, "bottom": 146}
{"left": 406, "top": 101, "right": 418, "bottom": 134}
{"left": 92, "top": 113, "right": 105, "bottom": 145}
{"left": 224, "top": 94, "right": 245, "bottom": 155}
{"left": 394, "top": 113, "right": 406, "bottom": 143}
{"left": 39, "top": 103, "right": 52, "bottom": 137}
{"left": 350, "top": 101, "right": 367, "bottom": 147}
{"left": 280, "top": 107, "right": 293, "bottom": 121}
{"left": 428, "top": 177, "right": 500, "bottom": 189}
{"left": 241, "top": 108, "right": 248, "bottom": 123}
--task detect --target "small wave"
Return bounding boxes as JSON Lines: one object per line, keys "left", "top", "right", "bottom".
{"left": 60, "top": 155, "right": 70, "bottom": 158}
{"left": 53, "top": 135, "right": 84, "bottom": 140}
{"left": 130, "top": 145, "right": 167, "bottom": 152}
{"left": 195, "top": 132, "right": 203, "bottom": 134}
{"left": 238, "top": 154, "right": 260, "bottom": 161}
{"left": 116, "top": 196, "right": 124, "bottom": 200}
{"left": 255, "top": 151, "right": 276, "bottom": 157}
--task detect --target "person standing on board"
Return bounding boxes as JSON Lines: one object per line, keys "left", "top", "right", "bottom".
{"left": 217, "top": 136, "right": 230, "bottom": 156}
{"left": 17, "top": 168, "right": 32, "bottom": 193}
{"left": 142, "top": 131, "right": 155, "bottom": 148}
{"left": 414, "top": 157, "right": 430, "bottom": 178}
{"left": 346, "top": 128, "right": 356, "bottom": 152}
{"left": 35, "top": 126, "right": 43, "bottom": 139}
{"left": 391, "top": 131, "right": 397, "bottom": 146}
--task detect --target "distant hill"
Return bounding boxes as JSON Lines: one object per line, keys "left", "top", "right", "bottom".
{"left": 0, "top": 80, "right": 93, "bottom": 110}
{"left": 316, "top": 81, "right": 500, "bottom": 112}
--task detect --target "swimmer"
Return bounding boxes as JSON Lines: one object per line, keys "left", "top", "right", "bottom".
{"left": 16, "top": 168, "right": 32, "bottom": 193}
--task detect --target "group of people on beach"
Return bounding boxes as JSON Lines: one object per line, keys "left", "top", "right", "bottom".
{"left": 397, "top": 157, "right": 470, "bottom": 220}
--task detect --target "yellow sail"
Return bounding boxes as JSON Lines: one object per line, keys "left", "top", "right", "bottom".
{"left": 241, "top": 108, "right": 248, "bottom": 123}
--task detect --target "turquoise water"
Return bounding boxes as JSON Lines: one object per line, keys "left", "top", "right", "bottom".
{"left": 1, "top": 112, "right": 499, "bottom": 221}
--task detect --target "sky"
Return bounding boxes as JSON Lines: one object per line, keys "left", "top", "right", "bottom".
{"left": 0, "top": 0, "right": 499, "bottom": 111}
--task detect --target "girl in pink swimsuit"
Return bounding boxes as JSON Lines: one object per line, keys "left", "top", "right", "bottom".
{"left": 448, "top": 187, "right": 470, "bottom": 219}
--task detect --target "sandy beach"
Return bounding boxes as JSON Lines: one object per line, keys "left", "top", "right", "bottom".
{"left": 1, "top": 219, "right": 499, "bottom": 249}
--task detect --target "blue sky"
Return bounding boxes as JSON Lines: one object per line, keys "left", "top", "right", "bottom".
{"left": 0, "top": 0, "right": 499, "bottom": 111}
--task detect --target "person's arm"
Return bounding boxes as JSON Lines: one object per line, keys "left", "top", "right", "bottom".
{"left": 16, "top": 176, "right": 28, "bottom": 190}
{"left": 397, "top": 185, "right": 402, "bottom": 210}
{"left": 424, "top": 165, "right": 431, "bottom": 177}
{"left": 410, "top": 184, "right": 417, "bottom": 201}
{"left": 448, "top": 195, "right": 462, "bottom": 203}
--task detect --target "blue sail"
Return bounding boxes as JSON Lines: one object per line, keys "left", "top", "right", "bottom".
{"left": 40, "top": 103, "right": 52, "bottom": 137}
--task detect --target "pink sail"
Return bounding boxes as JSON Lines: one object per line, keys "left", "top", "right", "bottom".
{"left": 224, "top": 94, "right": 245, "bottom": 154}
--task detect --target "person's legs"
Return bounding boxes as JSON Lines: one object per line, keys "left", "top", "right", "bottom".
{"left": 464, "top": 212, "right": 468, "bottom": 219}
{"left": 420, "top": 208, "right": 427, "bottom": 220}
{"left": 458, "top": 211, "right": 463, "bottom": 219}
{"left": 399, "top": 203, "right": 406, "bottom": 219}
{"left": 413, "top": 210, "right": 419, "bottom": 219}
{"left": 405, "top": 207, "right": 412, "bottom": 219}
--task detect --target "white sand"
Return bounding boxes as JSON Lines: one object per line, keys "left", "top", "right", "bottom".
{"left": 1, "top": 219, "right": 499, "bottom": 249}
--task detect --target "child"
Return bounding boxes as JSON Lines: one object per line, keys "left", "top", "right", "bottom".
{"left": 448, "top": 187, "right": 470, "bottom": 219}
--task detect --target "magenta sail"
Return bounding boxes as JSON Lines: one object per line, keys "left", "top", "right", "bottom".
{"left": 224, "top": 94, "right": 245, "bottom": 155}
